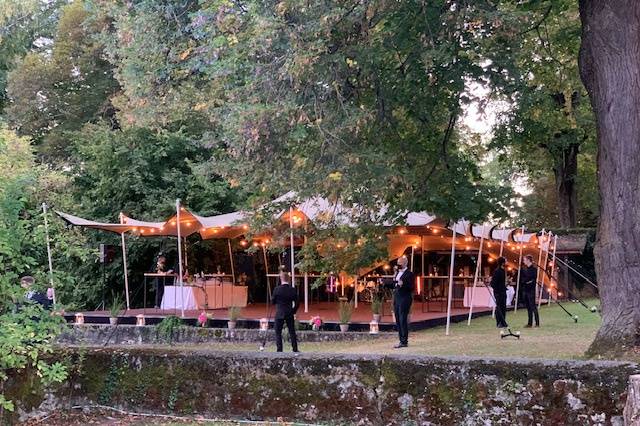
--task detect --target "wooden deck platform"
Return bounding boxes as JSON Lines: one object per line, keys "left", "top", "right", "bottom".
{"left": 68, "top": 301, "right": 493, "bottom": 332}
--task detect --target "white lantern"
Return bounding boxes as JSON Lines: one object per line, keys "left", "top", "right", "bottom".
{"left": 259, "top": 317, "right": 269, "bottom": 331}
{"left": 369, "top": 321, "right": 379, "bottom": 334}
{"left": 136, "top": 314, "right": 145, "bottom": 326}
{"left": 74, "top": 312, "right": 84, "bottom": 325}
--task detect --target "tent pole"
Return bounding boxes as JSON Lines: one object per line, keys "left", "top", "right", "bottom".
{"left": 227, "top": 239, "right": 236, "bottom": 284}
{"left": 289, "top": 206, "right": 295, "bottom": 287}
{"left": 119, "top": 212, "right": 131, "bottom": 311}
{"left": 467, "top": 224, "right": 486, "bottom": 325}
{"left": 262, "top": 245, "right": 271, "bottom": 311}
{"left": 493, "top": 228, "right": 506, "bottom": 318}
{"left": 42, "top": 203, "right": 56, "bottom": 306}
{"left": 354, "top": 275, "right": 358, "bottom": 308}
{"left": 183, "top": 237, "right": 188, "bottom": 276}
{"left": 514, "top": 225, "right": 525, "bottom": 312}
{"left": 445, "top": 227, "right": 457, "bottom": 336}
{"left": 410, "top": 244, "right": 415, "bottom": 272}
{"left": 176, "top": 200, "right": 184, "bottom": 318}
{"left": 536, "top": 229, "right": 546, "bottom": 307}
{"left": 548, "top": 235, "right": 558, "bottom": 305}
{"left": 420, "top": 235, "right": 425, "bottom": 296}
{"left": 303, "top": 230, "right": 309, "bottom": 312}
{"left": 539, "top": 231, "right": 551, "bottom": 308}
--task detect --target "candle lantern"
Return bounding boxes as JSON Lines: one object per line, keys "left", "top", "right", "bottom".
{"left": 259, "top": 317, "right": 269, "bottom": 331}
{"left": 136, "top": 314, "right": 145, "bottom": 326}
{"left": 369, "top": 320, "right": 379, "bottom": 334}
{"left": 74, "top": 312, "right": 84, "bottom": 325}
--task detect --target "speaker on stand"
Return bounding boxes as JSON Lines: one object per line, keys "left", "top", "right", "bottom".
{"left": 96, "top": 244, "right": 115, "bottom": 311}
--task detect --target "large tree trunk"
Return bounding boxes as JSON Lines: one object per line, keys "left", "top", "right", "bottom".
{"left": 579, "top": 0, "right": 640, "bottom": 355}
{"left": 554, "top": 143, "right": 579, "bottom": 228}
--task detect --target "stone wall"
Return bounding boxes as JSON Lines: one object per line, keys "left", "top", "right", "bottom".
{"left": 6, "top": 348, "right": 638, "bottom": 425}
{"left": 57, "top": 324, "right": 390, "bottom": 346}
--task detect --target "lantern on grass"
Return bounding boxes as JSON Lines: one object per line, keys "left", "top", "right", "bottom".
{"left": 369, "top": 320, "right": 379, "bottom": 334}
{"left": 74, "top": 312, "right": 84, "bottom": 325}
{"left": 136, "top": 314, "right": 145, "bottom": 326}
{"left": 259, "top": 317, "right": 269, "bottom": 331}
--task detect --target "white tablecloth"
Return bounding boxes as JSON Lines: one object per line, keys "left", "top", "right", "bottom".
{"left": 160, "top": 284, "right": 248, "bottom": 310}
{"left": 463, "top": 286, "right": 515, "bottom": 308}
{"left": 160, "top": 286, "right": 198, "bottom": 310}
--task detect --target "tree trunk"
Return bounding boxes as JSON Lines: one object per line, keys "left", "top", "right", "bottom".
{"left": 554, "top": 143, "right": 579, "bottom": 228}
{"left": 579, "top": 0, "right": 640, "bottom": 355}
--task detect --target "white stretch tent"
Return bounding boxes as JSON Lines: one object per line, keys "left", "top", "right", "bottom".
{"left": 57, "top": 193, "right": 545, "bottom": 333}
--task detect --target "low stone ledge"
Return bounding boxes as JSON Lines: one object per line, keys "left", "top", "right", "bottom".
{"left": 56, "top": 324, "right": 392, "bottom": 346}
{"left": 6, "top": 348, "right": 638, "bottom": 425}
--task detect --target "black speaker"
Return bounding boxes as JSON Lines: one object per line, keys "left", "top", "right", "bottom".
{"left": 99, "top": 244, "right": 116, "bottom": 264}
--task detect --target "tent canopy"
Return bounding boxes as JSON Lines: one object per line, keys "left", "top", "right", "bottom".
{"left": 57, "top": 208, "right": 247, "bottom": 239}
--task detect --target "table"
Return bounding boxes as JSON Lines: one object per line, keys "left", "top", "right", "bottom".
{"left": 463, "top": 286, "right": 492, "bottom": 308}
{"left": 143, "top": 273, "right": 177, "bottom": 310}
{"left": 160, "top": 284, "right": 248, "bottom": 311}
{"left": 463, "top": 286, "right": 516, "bottom": 308}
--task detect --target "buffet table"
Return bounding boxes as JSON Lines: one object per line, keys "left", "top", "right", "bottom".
{"left": 160, "top": 283, "right": 248, "bottom": 311}
{"left": 463, "top": 286, "right": 515, "bottom": 308}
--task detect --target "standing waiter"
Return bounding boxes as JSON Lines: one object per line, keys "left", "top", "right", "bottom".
{"left": 271, "top": 270, "right": 299, "bottom": 352}
{"left": 490, "top": 257, "right": 508, "bottom": 328}
{"left": 386, "top": 256, "right": 414, "bottom": 348}
{"left": 519, "top": 254, "right": 540, "bottom": 327}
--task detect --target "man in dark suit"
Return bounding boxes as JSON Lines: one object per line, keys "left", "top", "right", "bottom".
{"left": 490, "top": 257, "right": 508, "bottom": 328}
{"left": 21, "top": 276, "right": 52, "bottom": 309}
{"left": 387, "top": 256, "right": 414, "bottom": 348}
{"left": 519, "top": 254, "right": 539, "bottom": 327}
{"left": 271, "top": 271, "right": 299, "bottom": 352}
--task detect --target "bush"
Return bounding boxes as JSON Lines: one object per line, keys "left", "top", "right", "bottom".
{"left": 338, "top": 300, "right": 353, "bottom": 324}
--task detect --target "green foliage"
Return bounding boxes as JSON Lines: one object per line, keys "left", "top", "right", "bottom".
{"left": 157, "top": 316, "right": 183, "bottom": 344}
{"left": 338, "top": 300, "right": 353, "bottom": 324}
{"left": 0, "top": 305, "right": 68, "bottom": 412}
{"left": 5, "top": 0, "right": 119, "bottom": 160}
{"left": 490, "top": 0, "right": 597, "bottom": 228}
{"left": 371, "top": 297, "right": 382, "bottom": 315}
{"left": 108, "top": 293, "right": 123, "bottom": 318}
{"left": 228, "top": 306, "right": 241, "bottom": 322}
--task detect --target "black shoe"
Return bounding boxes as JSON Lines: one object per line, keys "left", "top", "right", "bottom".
{"left": 534, "top": 324, "right": 540, "bottom": 328}
{"left": 524, "top": 324, "right": 532, "bottom": 328}
{"left": 393, "top": 343, "right": 408, "bottom": 349}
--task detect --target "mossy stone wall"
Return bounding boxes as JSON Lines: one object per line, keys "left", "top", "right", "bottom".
{"left": 6, "top": 348, "right": 638, "bottom": 425}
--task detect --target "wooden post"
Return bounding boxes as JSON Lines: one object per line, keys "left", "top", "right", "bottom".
{"left": 539, "top": 231, "right": 551, "bottom": 308}
{"left": 536, "top": 229, "right": 546, "bottom": 306}
{"left": 119, "top": 212, "right": 131, "bottom": 311}
{"left": 445, "top": 227, "right": 457, "bottom": 336}
{"left": 42, "top": 203, "right": 56, "bottom": 305}
{"left": 513, "top": 225, "right": 525, "bottom": 312}
{"left": 548, "top": 235, "right": 558, "bottom": 305}
{"left": 176, "top": 199, "right": 184, "bottom": 318}
{"left": 289, "top": 206, "right": 295, "bottom": 287}
{"left": 467, "top": 224, "right": 486, "bottom": 325}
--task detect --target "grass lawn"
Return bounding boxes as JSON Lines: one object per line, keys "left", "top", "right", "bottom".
{"left": 161, "top": 299, "right": 603, "bottom": 360}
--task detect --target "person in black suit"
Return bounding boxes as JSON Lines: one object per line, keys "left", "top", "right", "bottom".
{"left": 20, "top": 276, "right": 52, "bottom": 309}
{"left": 151, "top": 254, "right": 175, "bottom": 309}
{"left": 385, "top": 256, "right": 414, "bottom": 348}
{"left": 519, "top": 254, "right": 539, "bottom": 327}
{"left": 271, "top": 271, "right": 299, "bottom": 352}
{"left": 490, "top": 257, "right": 508, "bottom": 328}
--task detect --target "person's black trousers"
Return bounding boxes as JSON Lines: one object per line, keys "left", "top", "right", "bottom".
{"left": 494, "top": 291, "right": 508, "bottom": 327}
{"left": 155, "top": 277, "right": 166, "bottom": 309}
{"left": 274, "top": 315, "right": 298, "bottom": 352}
{"left": 523, "top": 290, "right": 539, "bottom": 326}
{"left": 394, "top": 296, "right": 412, "bottom": 345}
